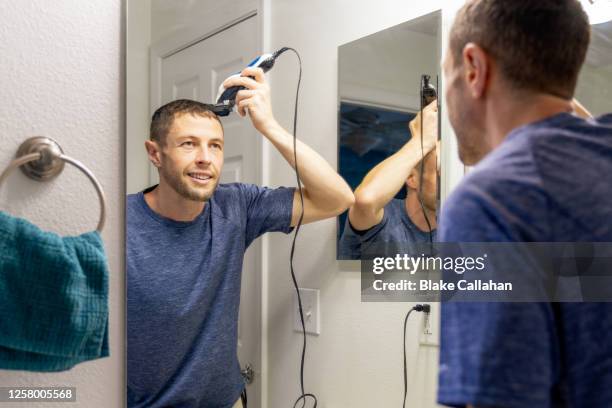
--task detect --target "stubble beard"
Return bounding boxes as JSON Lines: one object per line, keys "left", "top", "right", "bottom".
{"left": 450, "top": 102, "right": 483, "bottom": 166}
{"left": 160, "top": 165, "right": 218, "bottom": 202}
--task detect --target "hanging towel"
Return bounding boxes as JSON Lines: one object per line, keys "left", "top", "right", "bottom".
{"left": 0, "top": 210, "right": 109, "bottom": 371}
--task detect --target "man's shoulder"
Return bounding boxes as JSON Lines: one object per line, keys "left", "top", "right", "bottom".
{"left": 212, "top": 183, "right": 294, "bottom": 206}
{"left": 127, "top": 186, "right": 159, "bottom": 216}
{"left": 210, "top": 183, "right": 292, "bottom": 221}
{"left": 127, "top": 192, "right": 140, "bottom": 203}
{"left": 440, "top": 114, "right": 601, "bottom": 241}
{"left": 386, "top": 198, "right": 404, "bottom": 210}
{"left": 513, "top": 112, "right": 612, "bottom": 161}
{"left": 211, "top": 183, "right": 266, "bottom": 210}
{"left": 456, "top": 114, "right": 572, "bottom": 192}
{"left": 209, "top": 183, "right": 249, "bottom": 222}
{"left": 126, "top": 192, "right": 145, "bottom": 221}
{"left": 383, "top": 198, "right": 405, "bottom": 218}
{"left": 211, "top": 182, "right": 245, "bottom": 200}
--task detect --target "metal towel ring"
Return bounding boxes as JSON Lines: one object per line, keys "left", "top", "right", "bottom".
{"left": 0, "top": 137, "right": 106, "bottom": 233}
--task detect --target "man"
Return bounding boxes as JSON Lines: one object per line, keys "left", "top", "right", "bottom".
{"left": 438, "top": 1, "right": 612, "bottom": 407}
{"left": 127, "top": 67, "right": 354, "bottom": 408}
{"left": 338, "top": 102, "right": 438, "bottom": 259}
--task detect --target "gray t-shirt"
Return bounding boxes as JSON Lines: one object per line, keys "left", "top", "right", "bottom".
{"left": 338, "top": 198, "right": 436, "bottom": 259}
{"left": 127, "top": 183, "right": 294, "bottom": 408}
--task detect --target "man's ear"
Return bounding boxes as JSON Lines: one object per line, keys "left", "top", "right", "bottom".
{"left": 145, "top": 140, "right": 162, "bottom": 168}
{"left": 406, "top": 168, "right": 419, "bottom": 190}
{"left": 462, "top": 42, "right": 489, "bottom": 99}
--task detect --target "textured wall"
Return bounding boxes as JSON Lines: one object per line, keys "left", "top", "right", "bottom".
{"left": 0, "top": 1, "right": 124, "bottom": 407}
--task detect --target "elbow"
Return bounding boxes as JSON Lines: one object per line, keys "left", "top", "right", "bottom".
{"left": 341, "top": 188, "right": 355, "bottom": 211}
{"left": 353, "top": 189, "right": 378, "bottom": 213}
{"left": 330, "top": 188, "right": 355, "bottom": 216}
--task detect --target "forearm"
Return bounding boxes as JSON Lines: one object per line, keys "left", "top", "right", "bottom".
{"left": 225, "top": 68, "right": 353, "bottom": 220}
{"left": 571, "top": 98, "right": 592, "bottom": 119}
{"left": 262, "top": 121, "right": 353, "bottom": 211}
{"left": 354, "top": 138, "right": 425, "bottom": 211}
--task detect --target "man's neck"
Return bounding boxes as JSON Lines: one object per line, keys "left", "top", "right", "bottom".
{"left": 144, "top": 182, "right": 205, "bottom": 222}
{"left": 405, "top": 193, "right": 437, "bottom": 233}
{"left": 485, "top": 92, "right": 573, "bottom": 151}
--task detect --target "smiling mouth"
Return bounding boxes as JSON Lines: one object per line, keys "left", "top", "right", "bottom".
{"left": 187, "top": 172, "right": 213, "bottom": 183}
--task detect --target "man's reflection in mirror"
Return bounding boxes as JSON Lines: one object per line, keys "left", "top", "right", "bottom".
{"left": 339, "top": 101, "right": 438, "bottom": 259}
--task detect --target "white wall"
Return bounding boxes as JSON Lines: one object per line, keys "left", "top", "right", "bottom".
{"left": 151, "top": 0, "right": 256, "bottom": 45}
{"left": 0, "top": 1, "right": 124, "bottom": 407}
{"left": 265, "top": 2, "right": 451, "bottom": 407}
{"left": 576, "top": 20, "right": 612, "bottom": 116}
{"left": 576, "top": 64, "right": 612, "bottom": 116}
{"left": 150, "top": 0, "right": 259, "bottom": 53}
{"left": 339, "top": 23, "right": 439, "bottom": 112}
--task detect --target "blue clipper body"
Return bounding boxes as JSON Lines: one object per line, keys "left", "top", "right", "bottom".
{"left": 212, "top": 53, "right": 276, "bottom": 117}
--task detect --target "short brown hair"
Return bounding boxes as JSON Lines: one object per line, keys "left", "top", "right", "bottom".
{"left": 150, "top": 99, "right": 223, "bottom": 145}
{"left": 449, "top": 0, "right": 590, "bottom": 99}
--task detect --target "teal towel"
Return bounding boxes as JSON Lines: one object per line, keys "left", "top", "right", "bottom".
{"left": 0, "top": 211, "right": 109, "bottom": 371}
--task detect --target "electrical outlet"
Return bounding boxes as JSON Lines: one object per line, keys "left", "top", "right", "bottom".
{"left": 419, "top": 305, "right": 439, "bottom": 347}
{"left": 294, "top": 288, "right": 320, "bottom": 335}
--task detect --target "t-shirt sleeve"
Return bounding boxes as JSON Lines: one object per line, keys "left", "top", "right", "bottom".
{"left": 337, "top": 207, "right": 393, "bottom": 260}
{"left": 337, "top": 216, "right": 362, "bottom": 260}
{"left": 437, "top": 175, "right": 559, "bottom": 408}
{"left": 239, "top": 184, "right": 295, "bottom": 247}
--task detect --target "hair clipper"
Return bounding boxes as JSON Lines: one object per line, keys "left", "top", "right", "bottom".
{"left": 421, "top": 74, "right": 437, "bottom": 106}
{"left": 212, "top": 48, "right": 290, "bottom": 117}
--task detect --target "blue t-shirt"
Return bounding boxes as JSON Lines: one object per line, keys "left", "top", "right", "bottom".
{"left": 437, "top": 113, "right": 612, "bottom": 408}
{"left": 127, "top": 183, "right": 294, "bottom": 408}
{"left": 338, "top": 198, "right": 436, "bottom": 259}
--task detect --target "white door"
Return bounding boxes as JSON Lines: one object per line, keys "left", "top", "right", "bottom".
{"left": 154, "top": 16, "right": 263, "bottom": 407}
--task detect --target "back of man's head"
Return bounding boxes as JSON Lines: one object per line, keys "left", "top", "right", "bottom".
{"left": 450, "top": 0, "right": 590, "bottom": 99}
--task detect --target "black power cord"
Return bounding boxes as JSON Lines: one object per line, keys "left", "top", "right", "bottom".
{"left": 275, "top": 47, "right": 318, "bottom": 408}
{"left": 402, "top": 304, "right": 431, "bottom": 408}
{"left": 402, "top": 76, "right": 437, "bottom": 408}
{"left": 417, "top": 76, "right": 437, "bottom": 246}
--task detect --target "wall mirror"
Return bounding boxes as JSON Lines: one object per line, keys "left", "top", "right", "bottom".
{"left": 337, "top": 11, "right": 442, "bottom": 260}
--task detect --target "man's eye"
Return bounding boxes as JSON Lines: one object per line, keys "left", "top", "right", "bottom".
{"left": 181, "top": 141, "right": 195, "bottom": 147}
{"left": 211, "top": 143, "right": 222, "bottom": 150}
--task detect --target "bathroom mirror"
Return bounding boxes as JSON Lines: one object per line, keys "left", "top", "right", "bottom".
{"left": 336, "top": 11, "right": 442, "bottom": 260}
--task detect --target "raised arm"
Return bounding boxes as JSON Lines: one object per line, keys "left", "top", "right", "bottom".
{"left": 348, "top": 102, "right": 438, "bottom": 231}
{"left": 223, "top": 67, "right": 354, "bottom": 226}
{"left": 571, "top": 98, "right": 592, "bottom": 119}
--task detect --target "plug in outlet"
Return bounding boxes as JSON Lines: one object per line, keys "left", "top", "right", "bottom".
{"left": 419, "top": 305, "right": 439, "bottom": 347}
{"left": 294, "top": 288, "right": 320, "bottom": 335}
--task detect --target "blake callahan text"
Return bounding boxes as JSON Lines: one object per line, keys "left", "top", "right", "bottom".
{"left": 372, "top": 279, "right": 513, "bottom": 292}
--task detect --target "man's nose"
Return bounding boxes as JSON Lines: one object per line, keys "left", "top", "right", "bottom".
{"left": 195, "top": 146, "right": 212, "bottom": 165}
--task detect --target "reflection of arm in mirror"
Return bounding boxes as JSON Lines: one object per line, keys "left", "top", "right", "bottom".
{"left": 571, "top": 98, "right": 592, "bottom": 119}
{"left": 224, "top": 67, "right": 355, "bottom": 226}
{"left": 347, "top": 101, "right": 438, "bottom": 231}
